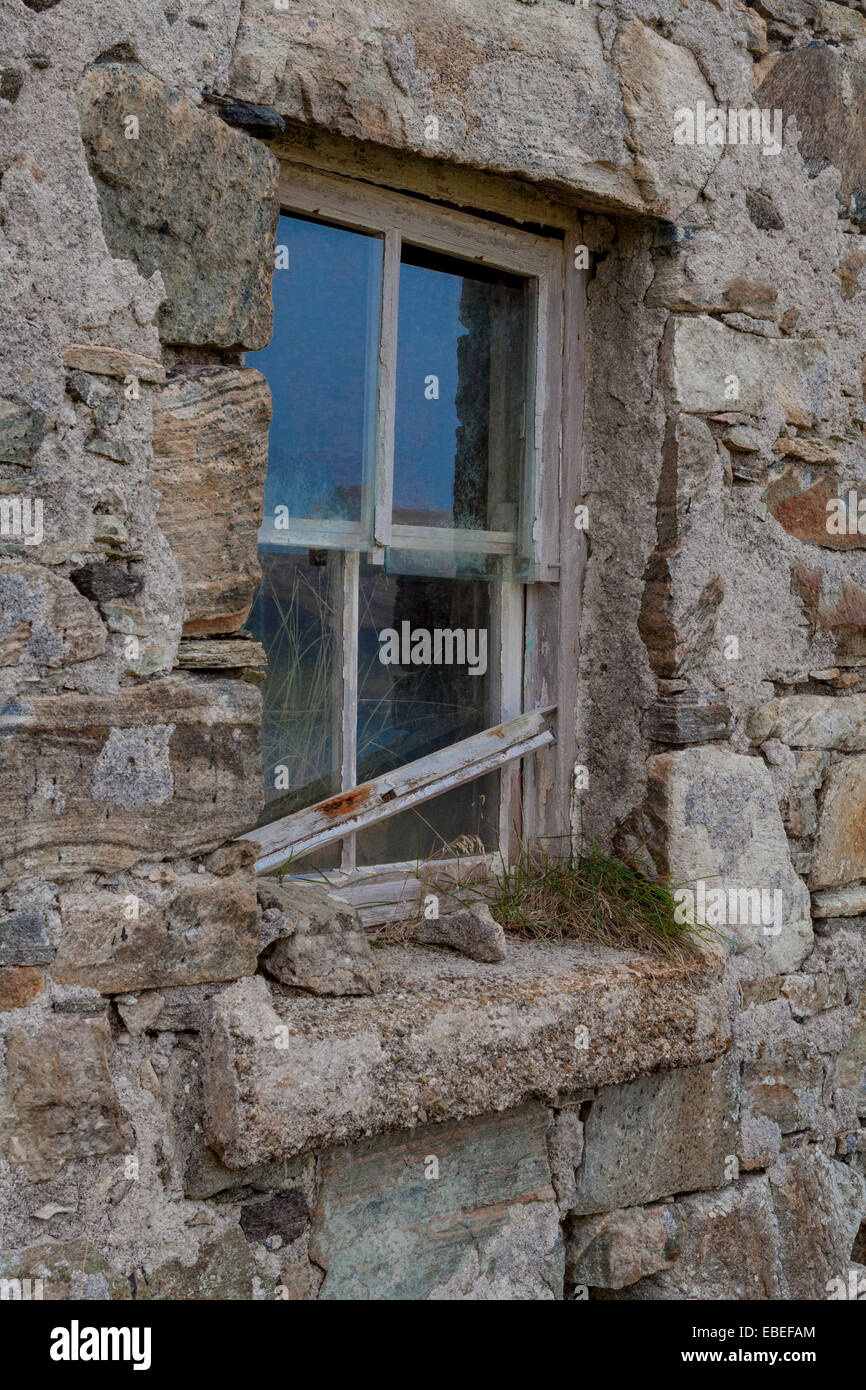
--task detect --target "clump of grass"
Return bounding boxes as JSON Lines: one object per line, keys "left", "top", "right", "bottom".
{"left": 434, "top": 841, "right": 716, "bottom": 961}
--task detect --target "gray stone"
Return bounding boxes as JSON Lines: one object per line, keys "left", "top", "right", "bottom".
{"left": 745, "top": 191, "right": 785, "bottom": 232}
{"left": 77, "top": 62, "right": 278, "bottom": 348}
{"left": 0, "top": 1239, "right": 131, "bottom": 1301}
{"left": 663, "top": 315, "right": 828, "bottom": 422}
{"left": 742, "top": 1046, "right": 824, "bottom": 1133}
{"left": 407, "top": 899, "right": 507, "bottom": 963}
{"left": 65, "top": 370, "right": 122, "bottom": 428}
{"left": 644, "top": 746, "right": 813, "bottom": 974}
{"left": 116, "top": 991, "right": 165, "bottom": 1036}
{"left": 136, "top": 1229, "right": 255, "bottom": 1301}
{"left": 201, "top": 946, "right": 728, "bottom": 1168}
{"left": 748, "top": 694, "right": 866, "bottom": 751}
{"left": 597, "top": 1174, "right": 780, "bottom": 1300}
{"left": 0, "top": 398, "right": 47, "bottom": 466}
{"left": 546, "top": 1104, "right": 585, "bottom": 1213}
{"left": 570, "top": 1058, "right": 738, "bottom": 1215}
{"left": 310, "top": 1105, "right": 562, "bottom": 1300}
{"left": 0, "top": 1016, "right": 127, "bottom": 1181}
{"left": 0, "top": 68, "right": 23, "bottom": 104}
{"left": 230, "top": 0, "right": 643, "bottom": 215}
{"left": 768, "top": 1148, "right": 866, "bottom": 1300}
{"left": 644, "top": 693, "right": 733, "bottom": 745}
{"left": 0, "top": 911, "right": 53, "bottom": 966}
{"left": 68, "top": 561, "right": 141, "bottom": 604}
{"left": 781, "top": 970, "right": 845, "bottom": 1018}
{"left": 612, "top": 20, "right": 723, "bottom": 219}
{"left": 836, "top": 983, "right": 866, "bottom": 1111}
{"left": 0, "top": 560, "right": 106, "bottom": 676}
{"left": 759, "top": 42, "right": 866, "bottom": 226}
{"left": 54, "top": 867, "right": 259, "bottom": 994}
{"left": 813, "top": 884, "right": 866, "bottom": 918}
{"left": 257, "top": 878, "right": 381, "bottom": 996}
{"left": 566, "top": 1203, "right": 683, "bottom": 1289}
{"left": 0, "top": 676, "right": 262, "bottom": 882}
{"left": 600, "top": 1148, "right": 865, "bottom": 1300}
{"left": 811, "top": 755, "right": 866, "bottom": 890}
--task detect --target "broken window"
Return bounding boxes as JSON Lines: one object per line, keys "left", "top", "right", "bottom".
{"left": 243, "top": 168, "right": 579, "bottom": 883}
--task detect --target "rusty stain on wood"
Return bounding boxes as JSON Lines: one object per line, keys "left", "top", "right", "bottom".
{"left": 319, "top": 786, "right": 373, "bottom": 817}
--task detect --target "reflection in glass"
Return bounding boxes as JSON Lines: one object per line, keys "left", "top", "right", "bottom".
{"left": 247, "top": 213, "right": 382, "bottom": 536}
{"left": 355, "top": 562, "right": 498, "bottom": 864}
{"left": 248, "top": 548, "right": 341, "bottom": 864}
{"left": 393, "top": 246, "right": 529, "bottom": 537}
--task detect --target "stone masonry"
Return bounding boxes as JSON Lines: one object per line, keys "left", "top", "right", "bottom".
{"left": 0, "top": 0, "right": 865, "bottom": 1301}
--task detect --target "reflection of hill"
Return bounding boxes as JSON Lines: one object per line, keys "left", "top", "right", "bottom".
{"left": 265, "top": 458, "right": 365, "bottom": 522}
{"left": 392, "top": 505, "right": 454, "bottom": 528}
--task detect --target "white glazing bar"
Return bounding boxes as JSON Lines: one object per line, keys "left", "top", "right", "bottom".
{"left": 373, "top": 227, "right": 400, "bottom": 554}
{"left": 340, "top": 550, "right": 360, "bottom": 874}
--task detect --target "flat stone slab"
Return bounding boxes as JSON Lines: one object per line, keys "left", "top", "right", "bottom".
{"left": 201, "top": 941, "right": 729, "bottom": 1167}
{"left": 310, "top": 1104, "right": 562, "bottom": 1301}
{"left": 0, "top": 675, "right": 262, "bottom": 884}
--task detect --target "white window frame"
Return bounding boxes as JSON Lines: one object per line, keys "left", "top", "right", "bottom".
{"left": 241, "top": 165, "right": 587, "bottom": 903}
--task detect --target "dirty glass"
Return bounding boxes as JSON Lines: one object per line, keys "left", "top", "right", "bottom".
{"left": 354, "top": 561, "right": 498, "bottom": 864}
{"left": 392, "top": 245, "right": 529, "bottom": 553}
{"left": 247, "top": 212, "right": 382, "bottom": 543}
{"left": 247, "top": 547, "right": 341, "bottom": 868}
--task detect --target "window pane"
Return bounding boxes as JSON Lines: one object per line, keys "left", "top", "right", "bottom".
{"left": 393, "top": 246, "right": 529, "bottom": 541}
{"left": 247, "top": 548, "right": 341, "bottom": 872}
{"left": 248, "top": 212, "right": 382, "bottom": 544}
{"left": 355, "top": 563, "right": 498, "bottom": 864}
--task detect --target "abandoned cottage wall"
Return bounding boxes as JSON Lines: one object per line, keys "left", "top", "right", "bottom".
{"left": 0, "top": 0, "right": 864, "bottom": 1299}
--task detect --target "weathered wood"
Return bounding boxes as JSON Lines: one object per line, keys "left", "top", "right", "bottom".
{"left": 339, "top": 550, "right": 359, "bottom": 874}
{"left": 373, "top": 228, "right": 400, "bottom": 552}
{"left": 277, "top": 164, "right": 555, "bottom": 277}
{"left": 523, "top": 224, "right": 585, "bottom": 849}
{"left": 242, "top": 707, "right": 556, "bottom": 873}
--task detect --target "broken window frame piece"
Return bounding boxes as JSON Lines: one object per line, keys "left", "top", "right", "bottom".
{"left": 241, "top": 706, "right": 555, "bottom": 874}
{"left": 249, "top": 164, "right": 587, "bottom": 880}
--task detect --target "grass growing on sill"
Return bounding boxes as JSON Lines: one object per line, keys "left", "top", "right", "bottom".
{"left": 435, "top": 841, "right": 715, "bottom": 961}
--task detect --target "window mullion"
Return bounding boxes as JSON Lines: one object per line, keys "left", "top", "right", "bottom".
{"left": 372, "top": 226, "right": 400, "bottom": 558}
{"left": 340, "top": 550, "right": 360, "bottom": 873}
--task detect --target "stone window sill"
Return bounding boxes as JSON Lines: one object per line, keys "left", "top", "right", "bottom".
{"left": 201, "top": 940, "right": 729, "bottom": 1168}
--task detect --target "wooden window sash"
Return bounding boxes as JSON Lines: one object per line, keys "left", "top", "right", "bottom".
{"left": 273, "top": 166, "right": 563, "bottom": 578}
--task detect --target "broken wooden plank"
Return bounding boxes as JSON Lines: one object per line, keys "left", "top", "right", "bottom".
{"left": 240, "top": 706, "right": 556, "bottom": 873}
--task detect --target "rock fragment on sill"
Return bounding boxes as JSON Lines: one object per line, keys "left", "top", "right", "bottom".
{"left": 256, "top": 878, "right": 381, "bottom": 997}
{"left": 406, "top": 899, "right": 507, "bottom": 963}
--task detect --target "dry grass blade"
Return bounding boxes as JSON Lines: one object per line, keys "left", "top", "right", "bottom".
{"left": 429, "top": 840, "right": 716, "bottom": 961}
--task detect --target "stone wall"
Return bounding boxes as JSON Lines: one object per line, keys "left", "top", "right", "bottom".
{"left": 0, "top": 0, "right": 865, "bottom": 1301}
